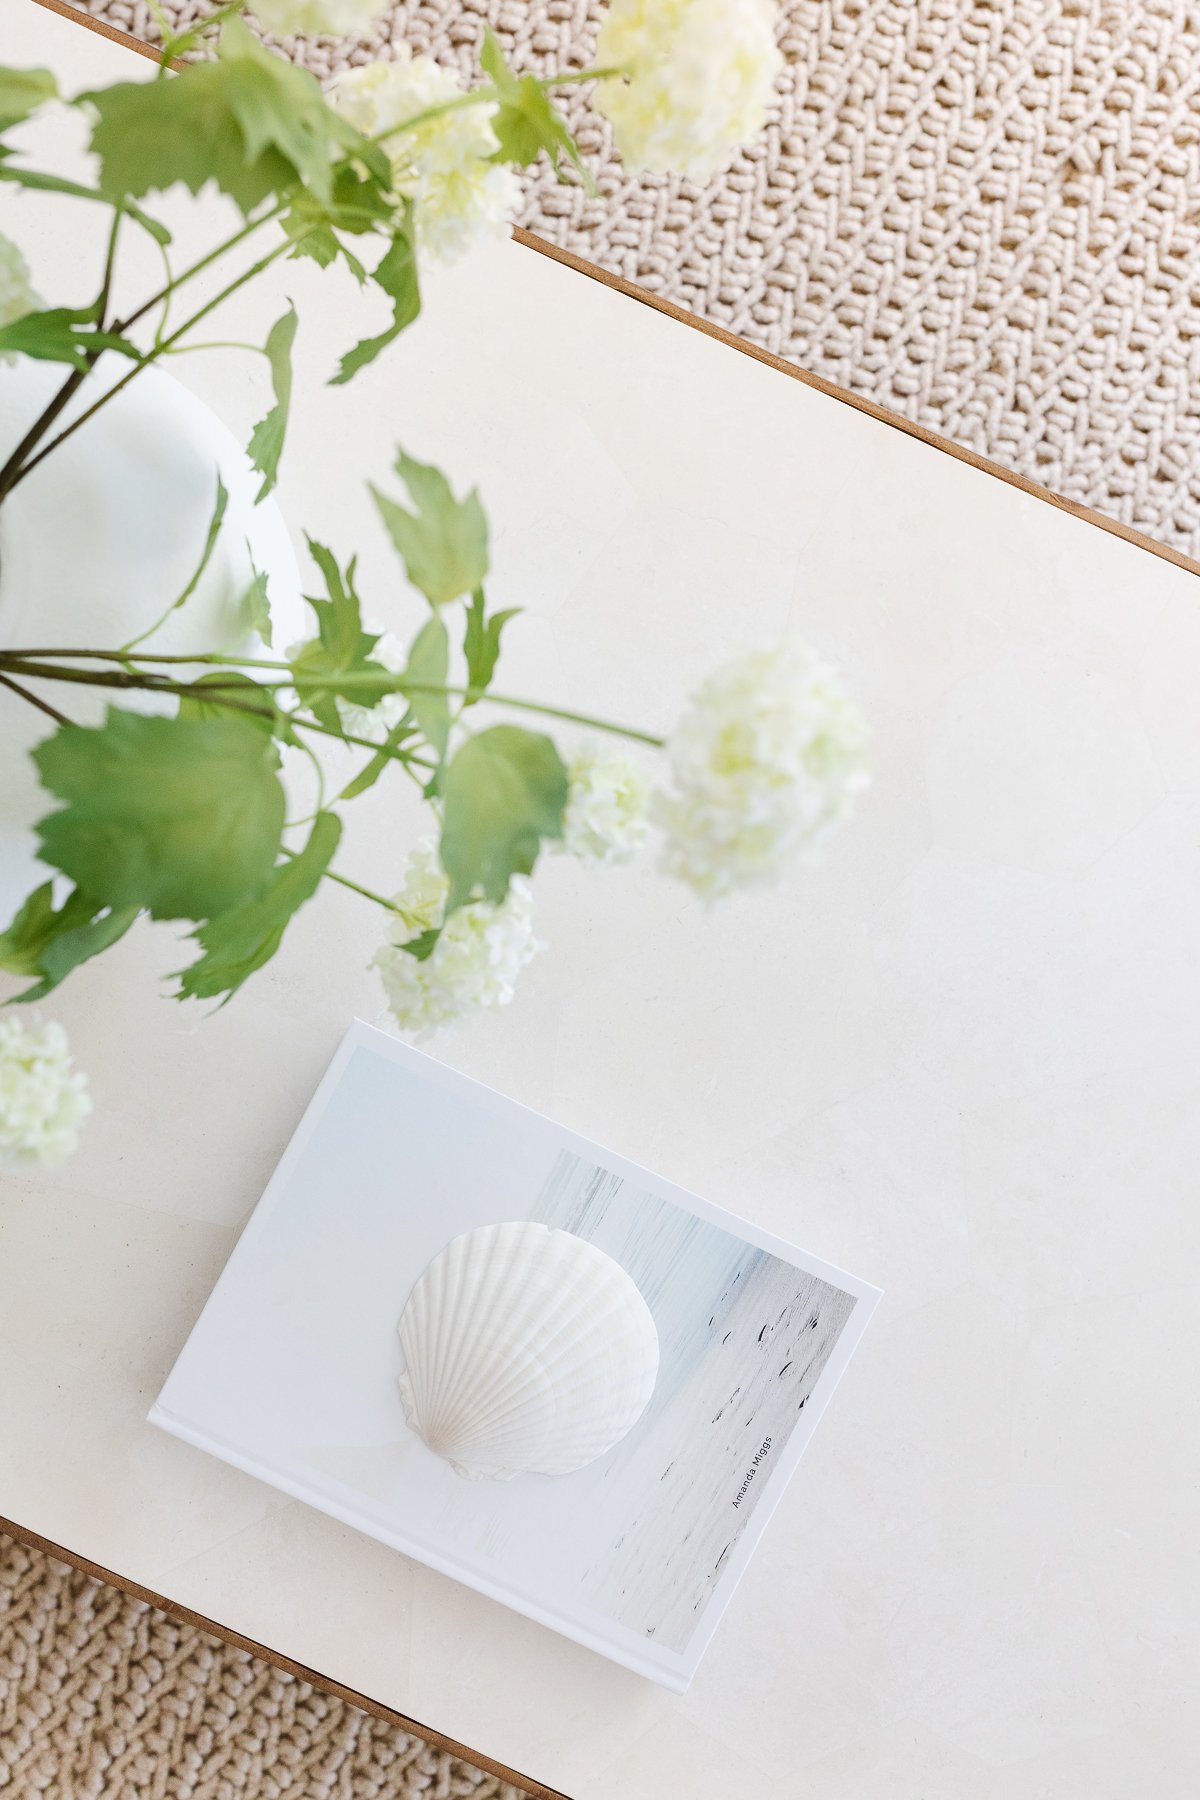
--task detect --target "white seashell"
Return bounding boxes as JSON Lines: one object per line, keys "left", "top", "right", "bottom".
{"left": 397, "top": 1221, "right": 659, "bottom": 1480}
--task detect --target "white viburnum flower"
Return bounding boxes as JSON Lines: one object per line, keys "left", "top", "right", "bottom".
{"left": 372, "top": 842, "right": 542, "bottom": 1038}
{"left": 561, "top": 745, "right": 651, "bottom": 867}
{"left": 249, "top": 0, "right": 384, "bottom": 38}
{"left": 0, "top": 232, "right": 40, "bottom": 366}
{"left": 0, "top": 1015, "right": 90, "bottom": 1168}
{"left": 654, "top": 642, "right": 870, "bottom": 900}
{"left": 595, "top": 0, "right": 783, "bottom": 182}
{"left": 329, "top": 52, "right": 522, "bottom": 264}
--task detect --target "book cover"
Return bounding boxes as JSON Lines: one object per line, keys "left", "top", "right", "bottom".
{"left": 150, "top": 1020, "right": 880, "bottom": 1690}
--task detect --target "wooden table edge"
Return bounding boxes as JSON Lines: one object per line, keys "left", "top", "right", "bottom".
{"left": 29, "top": 0, "right": 1200, "bottom": 584}
{"left": 0, "top": 1513, "right": 571, "bottom": 1799}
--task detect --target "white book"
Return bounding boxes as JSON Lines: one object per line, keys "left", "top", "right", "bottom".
{"left": 151, "top": 1020, "right": 880, "bottom": 1691}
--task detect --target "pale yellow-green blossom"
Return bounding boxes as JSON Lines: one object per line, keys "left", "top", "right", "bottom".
{"left": 0, "top": 232, "right": 39, "bottom": 365}
{"left": 655, "top": 642, "right": 870, "bottom": 899}
{"left": 373, "top": 842, "right": 542, "bottom": 1038}
{"left": 562, "top": 745, "right": 651, "bottom": 867}
{"left": 595, "top": 0, "right": 783, "bottom": 182}
{"left": 249, "top": 0, "right": 384, "bottom": 38}
{"left": 330, "top": 53, "right": 522, "bottom": 264}
{"left": 0, "top": 1015, "right": 90, "bottom": 1168}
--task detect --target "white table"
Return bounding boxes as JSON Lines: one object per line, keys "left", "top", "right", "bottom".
{"left": 2, "top": 3, "right": 1198, "bottom": 1794}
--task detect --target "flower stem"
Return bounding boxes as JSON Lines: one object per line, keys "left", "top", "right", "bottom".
{"left": 368, "top": 63, "right": 626, "bottom": 150}
{"left": 309, "top": 857, "right": 406, "bottom": 916}
{"left": 0, "top": 652, "right": 667, "bottom": 748}
{"left": 0, "top": 203, "right": 286, "bottom": 504}
{"left": 116, "top": 204, "right": 287, "bottom": 338}
{"left": 0, "top": 206, "right": 125, "bottom": 507}
{"left": 11, "top": 233, "right": 302, "bottom": 487}
{"left": 0, "top": 673, "right": 71, "bottom": 724}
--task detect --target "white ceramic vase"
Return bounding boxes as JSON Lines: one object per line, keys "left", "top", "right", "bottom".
{"left": 0, "top": 356, "right": 304, "bottom": 921}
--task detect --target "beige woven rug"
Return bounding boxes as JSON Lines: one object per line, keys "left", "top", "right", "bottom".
{"left": 70, "top": 0, "right": 1200, "bottom": 560}
{"left": 0, "top": 1530, "right": 529, "bottom": 1799}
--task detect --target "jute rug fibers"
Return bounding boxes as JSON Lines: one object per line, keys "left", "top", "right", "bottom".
{"left": 0, "top": 1530, "right": 529, "bottom": 1798}
{"left": 71, "top": 0, "right": 1200, "bottom": 560}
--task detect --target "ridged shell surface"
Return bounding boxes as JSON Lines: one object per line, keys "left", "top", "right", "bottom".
{"left": 397, "top": 1221, "right": 659, "bottom": 1480}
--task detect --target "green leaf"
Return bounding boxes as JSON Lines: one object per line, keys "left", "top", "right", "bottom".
{"left": 122, "top": 474, "right": 228, "bottom": 652}
{"left": 82, "top": 70, "right": 297, "bottom": 216}
{"left": 304, "top": 539, "right": 373, "bottom": 662}
{"left": 371, "top": 448, "right": 489, "bottom": 608}
{"left": 439, "top": 724, "right": 567, "bottom": 909}
{"left": 478, "top": 30, "right": 589, "bottom": 183}
{"left": 175, "top": 810, "right": 341, "bottom": 1003}
{"left": 247, "top": 302, "right": 296, "bottom": 501}
{"left": 399, "top": 926, "right": 441, "bottom": 962}
{"left": 282, "top": 161, "right": 397, "bottom": 278}
{"left": 0, "top": 67, "right": 56, "bottom": 133}
{"left": 0, "top": 881, "right": 138, "bottom": 1003}
{"left": 80, "top": 24, "right": 355, "bottom": 218}
{"left": 331, "top": 222, "right": 420, "bottom": 385}
{"left": 34, "top": 708, "right": 286, "bottom": 922}
{"left": 291, "top": 540, "right": 393, "bottom": 732}
{"left": 0, "top": 306, "right": 141, "bottom": 370}
{"left": 177, "top": 670, "right": 276, "bottom": 736}
{"left": 463, "top": 590, "right": 520, "bottom": 701}
{"left": 405, "top": 613, "right": 450, "bottom": 760}
{"left": 217, "top": 17, "right": 337, "bottom": 203}
{"left": 0, "top": 165, "right": 171, "bottom": 244}
{"left": 243, "top": 554, "right": 273, "bottom": 646}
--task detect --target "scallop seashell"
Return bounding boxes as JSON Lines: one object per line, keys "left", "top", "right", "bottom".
{"left": 397, "top": 1221, "right": 659, "bottom": 1480}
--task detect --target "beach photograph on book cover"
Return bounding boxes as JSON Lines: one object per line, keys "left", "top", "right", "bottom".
{"left": 150, "top": 1023, "right": 879, "bottom": 1687}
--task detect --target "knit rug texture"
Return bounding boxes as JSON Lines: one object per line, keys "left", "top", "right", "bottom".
{"left": 0, "top": 1530, "right": 528, "bottom": 1799}
{"left": 69, "top": 0, "right": 1200, "bottom": 560}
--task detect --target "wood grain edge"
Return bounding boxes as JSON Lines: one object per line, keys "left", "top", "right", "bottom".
{"left": 32, "top": 0, "right": 1200, "bottom": 579}
{"left": 0, "top": 1513, "right": 572, "bottom": 1800}
{"left": 30, "top": 0, "right": 162, "bottom": 60}
{"left": 511, "top": 226, "right": 1200, "bottom": 580}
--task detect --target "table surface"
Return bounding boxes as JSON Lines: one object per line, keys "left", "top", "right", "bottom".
{"left": 2, "top": 4, "right": 1198, "bottom": 1795}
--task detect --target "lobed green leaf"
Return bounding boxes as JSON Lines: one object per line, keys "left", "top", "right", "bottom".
{"left": 404, "top": 613, "right": 450, "bottom": 761}
{"left": 0, "top": 67, "right": 56, "bottom": 134}
{"left": 331, "top": 221, "right": 420, "bottom": 385}
{"left": 439, "top": 724, "right": 567, "bottom": 909}
{"left": 247, "top": 302, "right": 297, "bottom": 501}
{"left": 33, "top": 708, "right": 286, "bottom": 922}
{"left": 372, "top": 448, "right": 489, "bottom": 608}
{"left": 479, "top": 30, "right": 588, "bottom": 183}
{"left": 175, "top": 810, "right": 341, "bottom": 1002}
{"left": 80, "top": 23, "right": 357, "bottom": 217}
{"left": 0, "top": 306, "right": 141, "bottom": 370}
{"left": 0, "top": 880, "right": 138, "bottom": 1002}
{"left": 463, "top": 589, "right": 520, "bottom": 701}
{"left": 291, "top": 540, "right": 394, "bottom": 733}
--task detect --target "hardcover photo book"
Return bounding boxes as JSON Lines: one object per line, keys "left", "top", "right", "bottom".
{"left": 151, "top": 1021, "right": 880, "bottom": 1690}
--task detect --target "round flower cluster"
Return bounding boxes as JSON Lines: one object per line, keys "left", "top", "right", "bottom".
{"left": 373, "top": 842, "right": 542, "bottom": 1038}
{"left": 330, "top": 53, "right": 522, "bottom": 265}
{"left": 654, "top": 642, "right": 870, "bottom": 899}
{"left": 595, "top": 0, "right": 783, "bottom": 182}
{"left": 0, "top": 1015, "right": 91, "bottom": 1168}
{"left": 0, "top": 232, "right": 39, "bottom": 366}
{"left": 561, "top": 745, "right": 650, "bottom": 867}
{"left": 249, "top": 0, "right": 383, "bottom": 38}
